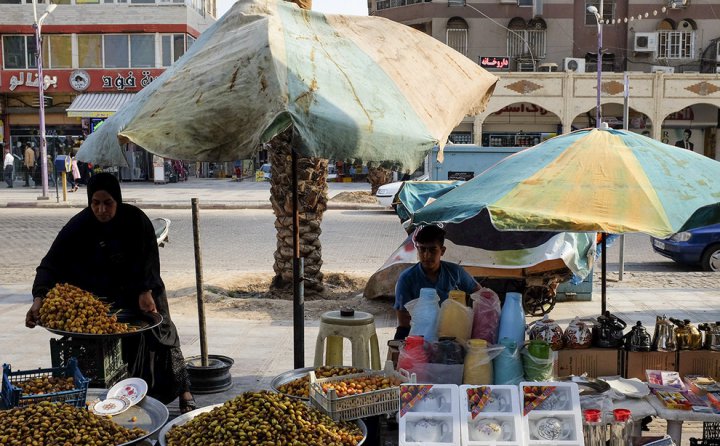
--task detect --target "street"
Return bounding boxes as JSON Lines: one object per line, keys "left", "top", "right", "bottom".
{"left": 0, "top": 207, "right": 687, "bottom": 291}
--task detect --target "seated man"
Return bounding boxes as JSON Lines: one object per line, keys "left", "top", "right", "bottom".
{"left": 393, "top": 224, "right": 480, "bottom": 340}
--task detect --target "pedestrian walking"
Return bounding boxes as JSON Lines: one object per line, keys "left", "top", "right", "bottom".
{"left": 23, "top": 144, "right": 35, "bottom": 187}
{"left": 70, "top": 156, "right": 81, "bottom": 192}
{"left": 3, "top": 145, "right": 14, "bottom": 188}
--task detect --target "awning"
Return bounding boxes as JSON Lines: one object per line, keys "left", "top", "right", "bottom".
{"left": 66, "top": 93, "right": 135, "bottom": 118}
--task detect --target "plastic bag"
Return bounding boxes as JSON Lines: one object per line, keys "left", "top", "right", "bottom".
{"left": 470, "top": 288, "right": 501, "bottom": 344}
{"left": 437, "top": 296, "right": 473, "bottom": 344}
{"left": 405, "top": 289, "right": 440, "bottom": 342}
{"left": 398, "top": 336, "right": 430, "bottom": 379}
{"left": 463, "top": 340, "right": 504, "bottom": 385}
{"left": 521, "top": 347, "right": 556, "bottom": 381}
{"left": 494, "top": 338, "right": 525, "bottom": 385}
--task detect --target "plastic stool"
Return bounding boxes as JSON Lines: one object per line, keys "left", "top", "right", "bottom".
{"left": 314, "top": 309, "right": 381, "bottom": 370}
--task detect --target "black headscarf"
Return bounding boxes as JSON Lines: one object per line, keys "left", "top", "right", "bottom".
{"left": 87, "top": 172, "right": 122, "bottom": 206}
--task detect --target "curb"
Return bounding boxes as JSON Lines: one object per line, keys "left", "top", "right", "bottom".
{"left": 1, "top": 201, "right": 387, "bottom": 211}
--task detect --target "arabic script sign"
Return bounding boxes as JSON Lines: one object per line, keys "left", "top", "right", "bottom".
{"left": 8, "top": 72, "right": 58, "bottom": 91}
{"left": 479, "top": 56, "right": 510, "bottom": 70}
{"left": 101, "top": 70, "right": 157, "bottom": 91}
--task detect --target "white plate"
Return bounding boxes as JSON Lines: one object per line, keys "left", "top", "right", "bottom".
{"left": 606, "top": 377, "right": 650, "bottom": 398}
{"left": 108, "top": 378, "right": 148, "bottom": 407}
{"left": 92, "top": 396, "right": 132, "bottom": 416}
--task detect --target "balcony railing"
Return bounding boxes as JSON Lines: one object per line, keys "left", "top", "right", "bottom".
{"left": 376, "top": 0, "right": 425, "bottom": 11}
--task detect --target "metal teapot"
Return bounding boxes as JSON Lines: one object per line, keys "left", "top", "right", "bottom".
{"left": 625, "top": 321, "right": 652, "bottom": 352}
{"left": 592, "top": 311, "right": 627, "bottom": 348}
{"left": 702, "top": 322, "right": 720, "bottom": 351}
{"left": 670, "top": 318, "right": 703, "bottom": 350}
{"left": 527, "top": 315, "right": 565, "bottom": 350}
{"left": 652, "top": 315, "right": 677, "bottom": 352}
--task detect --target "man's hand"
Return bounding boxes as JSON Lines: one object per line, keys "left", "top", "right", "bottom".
{"left": 139, "top": 291, "right": 157, "bottom": 313}
{"left": 25, "top": 297, "right": 43, "bottom": 328}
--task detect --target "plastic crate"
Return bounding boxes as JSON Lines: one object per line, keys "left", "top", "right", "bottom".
{"left": 705, "top": 422, "right": 720, "bottom": 440}
{"left": 309, "top": 360, "right": 415, "bottom": 421}
{"left": 1, "top": 358, "right": 90, "bottom": 409}
{"left": 691, "top": 439, "right": 720, "bottom": 446}
{"left": 50, "top": 336, "right": 124, "bottom": 388}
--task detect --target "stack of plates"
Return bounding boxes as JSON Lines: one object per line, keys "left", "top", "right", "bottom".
{"left": 90, "top": 378, "right": 148, "bottom": 416}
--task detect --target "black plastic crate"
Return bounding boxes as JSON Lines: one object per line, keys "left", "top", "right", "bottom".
{"left": 705, "top": 422, "right": 720, "bottom": 440}
{"left": 50, "top": 336, "right": 125, "bottom": 388}
{"left": 2, "top": 357, "right": 90, "bottom": 409}
{"left": 691, "top": 439, "right": 720, "bottom": 446}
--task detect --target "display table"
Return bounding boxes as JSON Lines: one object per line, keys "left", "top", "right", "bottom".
{"left": 646, "top": 393, "right": 720, "bottom": 445}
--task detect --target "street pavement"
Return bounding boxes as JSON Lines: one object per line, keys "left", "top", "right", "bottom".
{"left": 1, "top": 177, "right": 719, "bottom": 445}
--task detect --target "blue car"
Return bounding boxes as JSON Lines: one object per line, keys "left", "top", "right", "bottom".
{"left": 651, "top": 223, "right": 720, "bottom": 271}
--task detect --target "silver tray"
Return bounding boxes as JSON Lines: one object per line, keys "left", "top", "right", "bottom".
{"left": 86, "top": 388, "right": 169, "bottom": 446}
{"left": 158, "top": 402, "right": 367, "bottom": 446}
{"left": 556, "top": 375, "right": 611, "bottom": 395}
{"left": 42, "top": 310, "right": 163, "bottom": 339}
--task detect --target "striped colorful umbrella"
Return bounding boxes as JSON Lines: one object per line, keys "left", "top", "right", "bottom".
{"left": 77, "top": 0, "right": 497, "bottom": 168}
{"left": 412, "top": 127, "right": 720, "bottom": 239}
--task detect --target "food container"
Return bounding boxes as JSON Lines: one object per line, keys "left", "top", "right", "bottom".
{"left": 520, "top": 381, "right": 584, "bottom": 445}
{"left": 459, "top": 384, "right": 522, "bottom": 446}
{"left": 399, "top": 384, "right": 460, "bottom": 446}
{"left": 309, "top": 360, "right": 414, "bottom": 421}
{"left": 1, "top": 358, "right": 90, "bottom": 409}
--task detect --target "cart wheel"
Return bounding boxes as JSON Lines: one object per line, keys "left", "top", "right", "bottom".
{"left": 522, "top": 286, "right": 556, "bottom": 316}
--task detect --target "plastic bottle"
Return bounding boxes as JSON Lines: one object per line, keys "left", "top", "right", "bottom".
{"left": 463, "top": 339, "right": 493, "bottom": 385}
{"left": 437, "top": 291, "right": 472, "bottom": 343}
{"left": 493, "top": 337, "right": 524, "bottom": 385}
{"left": 497, "top": 292, "right": 526, "bottom": 347}
{"left": 583, "top": 409, "right": 606, "bottom": 446}
{"left": 406, "top": 288, "right": 440, "bottom": 342}
{"left": 609, "top": 408, "right": 633, "bottom": 446}
{"left": 397, "top": 335, "right": 429, "bottom": 377}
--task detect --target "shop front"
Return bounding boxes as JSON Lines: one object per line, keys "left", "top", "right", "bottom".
{"left": 481, "top": 103, "right": 560, "bottom": 149}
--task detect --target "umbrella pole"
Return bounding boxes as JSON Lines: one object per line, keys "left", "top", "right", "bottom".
{"left": 291, "top": 148, "right": 305, "bottom": 369}
{"left": 191, "top": 198, "right": 209, "bottom": 367}
{"left": 601, "top": 233, "right": 607, "bottom": 314}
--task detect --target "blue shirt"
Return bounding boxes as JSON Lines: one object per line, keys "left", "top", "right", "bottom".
{"left": 394, "top": 261, "right": 478, "bottom": 310}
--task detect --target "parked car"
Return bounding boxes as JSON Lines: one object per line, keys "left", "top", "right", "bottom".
{"left": 260, "top": 163, "right": 271, "bottom": 180}
{"left": 651, "top": 223, "right": 720, "bottom": 271}
{"left": 376, "top": 174, "right": 429, "bottom": 207}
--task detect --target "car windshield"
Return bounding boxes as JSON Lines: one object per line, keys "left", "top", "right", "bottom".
{"left": 261, "top": 164, "right": 271, "bottom": 173}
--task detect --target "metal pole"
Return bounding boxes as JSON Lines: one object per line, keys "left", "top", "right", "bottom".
{"left": 291, "top": 148, "right": 305, "bottom": 369}
{"left": 601, "top": 234, "right": 607, "bottom": 314}
{"left": 34, "top": 21, "right": 49, "bottom": 200}
{"left": 191, "top": 198, "right": 209, "bottom": 367}
{"left": 619, "top": 73, "right": 630, "bottom": 281}
{"left": 596, "top": 19, "right": 603, "bottom": 128}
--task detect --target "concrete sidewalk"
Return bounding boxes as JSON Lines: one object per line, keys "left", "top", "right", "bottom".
{"left": 0, "top": 177, "right": 382, "bottom": 210}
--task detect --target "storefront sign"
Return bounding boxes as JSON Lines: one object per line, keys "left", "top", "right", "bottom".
{"left": 447, "top": 171, "right": 474, "bottom": 181}
{"left": 479, "top": 57, "right": 510, "bottom": 70}
{"left": 101, "top": 71, "right": 157, "bottom": 91}
{"left": 7, "top": 72, "right": 58, "bottom": 91}
{"left": 494, "top": 103, "right": 549, "bottom": 116}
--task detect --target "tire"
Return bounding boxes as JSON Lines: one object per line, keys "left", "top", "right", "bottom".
{"left": 701, "top": 244, "right": 720, "bottom": 272}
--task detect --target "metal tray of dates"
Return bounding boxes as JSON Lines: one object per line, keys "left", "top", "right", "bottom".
{"left": 42, "top": 310, "right": 163, "bottom": 339}
{"left": 86, "top": 388, "right": 168, "bottom": 446}
{"left": 157, "top": 404, "right": 367, "bottom": 446}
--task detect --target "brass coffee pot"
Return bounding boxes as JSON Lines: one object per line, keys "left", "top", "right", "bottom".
{"left": 669, "top": 318, "right": 703, "bottom": 350}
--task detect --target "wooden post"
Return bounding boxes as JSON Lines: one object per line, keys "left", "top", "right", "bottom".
{"left": 191, "top": 198, "right": 209, "bottom": 367}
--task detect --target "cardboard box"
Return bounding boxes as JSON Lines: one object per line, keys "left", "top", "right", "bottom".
{"left": 678, "top": 350, "right": 720, "bottom": 381}
{"left": 556, "top": 348, "right": 622, "bottom": 377}
{"left": 624, "top": 351, "right": 677, "bottom": 380}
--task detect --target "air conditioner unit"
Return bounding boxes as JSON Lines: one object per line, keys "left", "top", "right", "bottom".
{"left": 715, "top": 66, "right": 720, "bottom": 73}
{"left": 651, "top": 65, "right": 675, "bottom": 74}
{"left": 499, "top": 0, "right": 516, "bottom": 3}
{"left": 667, "top": 0, "right": 688, "bottom": 9}
{"left": 564, "top": 58, "right": 585, "bottom": 73}
{"left": 634, "top": 32, "right": 658, "bottom": 52}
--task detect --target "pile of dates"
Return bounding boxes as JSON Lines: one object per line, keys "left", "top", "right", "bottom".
{"left": 277, "top": 366, "right": 364, "bottom": 399}
{"left": 14, "top": 376, "right": 75, "bottom": 395}
{"left": 40, "top": 283, "right": 135, "bottom": 335}
{"left": 0, "top": 401, "right": 146, "bottom": 445}
{"left": 165, "top": 391, "right": 364, "bottom": 446}
{"left": 320, "top": 375, "right": 403, "bottom": 398}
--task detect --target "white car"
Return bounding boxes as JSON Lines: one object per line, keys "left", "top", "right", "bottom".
{"left": 376, "top": 174, "right": 429, "bottom": 207}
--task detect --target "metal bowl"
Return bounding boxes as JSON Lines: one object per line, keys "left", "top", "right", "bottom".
{"left": 86, "top": 388, "right": 169, "bottom": 446}
{"left": 556, "top": 375, "right": 611, "bottom": 395}
{"left": 42, "top": 310, "right": 163, "bottom": 339}
{"left": 270, "top": 367, "right": 315, "bottom": 400}
{"left": 158, "top": 403, "right": 366, "bottom": 446}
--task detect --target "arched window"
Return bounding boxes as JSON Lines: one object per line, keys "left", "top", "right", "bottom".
{"left": 507, "top": 16, "right": 547, "bottom": 63}
{"left": 446, "top": 17, "right": 468, "bottom": 56}
{"left": 657, "top": 18, "right": 696, "bottom": 60}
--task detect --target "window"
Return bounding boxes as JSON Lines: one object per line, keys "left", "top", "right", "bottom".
{"left": 585, "top": 0, "right": 614, "bottom": 25}
{"left": 518, "top": 0, "right": 533, "bottom": 6}
{"left": 446, "top": 17, "right": 468, "bottom": 56}
{"left": 78, "top": 34, "right": 102, "bottom": 68}
{"left": 449, "top": 132, "right": 472, "bottom": 144}
{"left": 2, "top": 35, "right": 37, "bottom": 69}
{"left": 658, "top": 30, "right": 695, "bottom": 59}
{"left": 42, "top": 35, "right": 72, "bottom": 68}
{"left": 130, "top": 35, "right": 155, "bottom": 67}
{"left": 104, "top": 35, "right": 129, "bottom": 68}
{"left": 161, "top": 34, "right": 187, "bottom": 66}
{"left": 506, "top": 18, "right": 547, "bottom": 61}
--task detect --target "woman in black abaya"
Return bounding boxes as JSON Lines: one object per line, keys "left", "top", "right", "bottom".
{"left": 25, "top": 173, "right": 196, "bottom": 413}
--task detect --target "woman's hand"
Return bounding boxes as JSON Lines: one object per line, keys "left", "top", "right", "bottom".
{"left": 25, "top": 297, "right": 43, "bottom": 328}
{"left": 139, "top": 291, "right": 157, "bottom": 313}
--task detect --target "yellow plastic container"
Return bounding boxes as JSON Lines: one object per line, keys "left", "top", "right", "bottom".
{"left": 463, "top": 339, "right": 493, "bottom": 385}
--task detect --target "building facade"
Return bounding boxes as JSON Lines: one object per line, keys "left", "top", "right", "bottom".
{"left": 372, "top": 0, "right": 720, "bottom": 161}
{"left": 0, "top": 0, "right": 216, "bottom": 180}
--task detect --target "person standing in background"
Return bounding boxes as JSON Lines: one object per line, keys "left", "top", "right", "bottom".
{"left": 3, "top": 145, "right": 14, "bottom": 188}
{"left": 23, "top": 144, "right": 35, "bottom": 187}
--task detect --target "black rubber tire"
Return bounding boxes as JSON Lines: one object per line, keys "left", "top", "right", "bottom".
{"left": 701, "top": 244, "right": 720, "bottom": 272}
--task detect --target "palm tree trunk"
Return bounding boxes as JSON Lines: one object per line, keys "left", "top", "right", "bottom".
{"left": 269, "top": 128, "right": 328, "bottom": 294}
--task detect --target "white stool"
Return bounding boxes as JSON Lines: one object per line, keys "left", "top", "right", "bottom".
{"left": 314, "top": 309, "right": 381, "bottom": 370}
